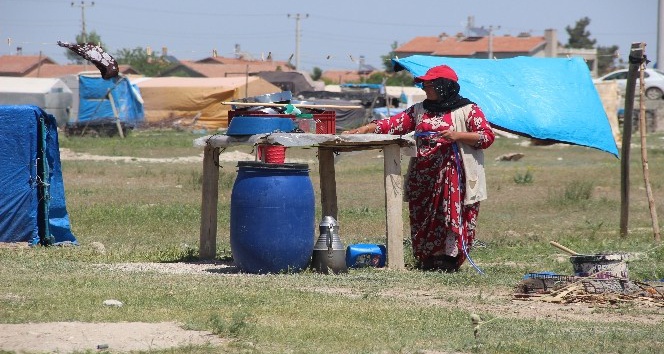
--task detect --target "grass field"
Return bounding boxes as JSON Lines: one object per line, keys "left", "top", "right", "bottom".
{"left": 1, "top": 128, "right": 663, "bottom": 354}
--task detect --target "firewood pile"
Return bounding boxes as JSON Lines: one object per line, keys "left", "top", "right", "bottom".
{"left": 514, "top": 273, "right": 664, "bottom": 307}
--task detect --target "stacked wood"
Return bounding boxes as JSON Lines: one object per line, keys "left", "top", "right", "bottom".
{"left": 514, "top": 275, "right": 664, "bottom": 307}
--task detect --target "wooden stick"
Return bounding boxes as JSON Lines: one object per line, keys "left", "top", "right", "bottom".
{"left": 549, "top": 241, "right": 580, "bottom": 256}
{"left": 637, "top": 54, "right": 661, "bottom": 243}
{"left": 221, "top": 101, "right": 363, "bottom": 109}
{"left": 620, "top": 42, "right": 645, "bottom": 237}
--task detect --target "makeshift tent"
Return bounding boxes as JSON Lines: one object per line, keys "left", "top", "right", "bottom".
{"left": 0, "top": 77, "right": 73, "bottom": 125}
{"left": 133, "top": 76, "right": 281, "bottom": 129}
{"left": 384, "top": 86, "right": 426, "bottom": 107}
{"left": 76, "top": 73, "right": 144, "bottom": 124}
{"left": 0, "top": 105, "right": 77, "bottom": 245}
{"left": 293, "top": 98, "right": 368, "bottom": 132}
{"left": 256, "top": 71, "right": 315, "bottom": 94}
{"left": 392, "top": 55, "right": 619, "bottom": 157}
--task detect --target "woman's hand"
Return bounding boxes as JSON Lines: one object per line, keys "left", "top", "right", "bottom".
{"left": 343, "top": 123, "right": 377, "bottom": 134}
{"left": 438, "top": 130, "right": 481, "bottom": 146}
{"left": 437, "top": 130, "right": 458, "bottom": 141}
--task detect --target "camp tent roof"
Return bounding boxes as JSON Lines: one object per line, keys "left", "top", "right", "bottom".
{"left": 255, "top": 71, "right": 315, "bottom": 94}
{"left": 133, "top": 76, "right": 271, "bottom": 88}
{"left": 0, "top": 77, "right": 73, "bottom": 124}
{"left": 132, "top": 76, "right": 281, "bottom": 129}
{"left": 0, "top": 77, "right": 70, "bottom": 94}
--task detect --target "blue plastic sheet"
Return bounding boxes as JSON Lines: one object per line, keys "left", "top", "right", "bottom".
{"left": 0, "top": 106, "right": 39, "bottom": 243}
{"left": 0, "top": 105, "right": 77, "bottom": 245}
{"left": 392, "top": 55, "right": 619, "bottom": 157}
{"left": 78, "top": 76, "right": 144, "bottom": 123}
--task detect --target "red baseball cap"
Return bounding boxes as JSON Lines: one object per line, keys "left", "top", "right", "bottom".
{"left": 414, "top": 65, "right": 458, "bottom": 83}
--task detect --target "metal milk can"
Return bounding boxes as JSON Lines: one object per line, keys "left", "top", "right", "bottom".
{"left": 310, "top": 216, "right": 348, "bottom": 274}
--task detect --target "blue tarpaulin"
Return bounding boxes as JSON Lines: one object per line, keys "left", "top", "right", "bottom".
{"left": 0, "top": 105, "right": 77, "bottom": 245}
{"left": 78, "top": 75, "right": 144, "bottom": 123}
{"left": 392, "top": 55, "right": 619, "bottom": 157}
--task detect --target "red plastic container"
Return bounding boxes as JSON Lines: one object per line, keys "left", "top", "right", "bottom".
{"left": 228, "top": 110, "right": 336, "bottom": 134}
{"left": 257, "top": 145, "right": 287, "bottom": 164}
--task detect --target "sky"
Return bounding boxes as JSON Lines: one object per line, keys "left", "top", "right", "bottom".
{"left": 0, "top": 0, "right": 659, "bottom": 73}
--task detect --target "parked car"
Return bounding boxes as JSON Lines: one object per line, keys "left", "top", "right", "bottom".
{"left": 594, "top": 68, "right": 664, "bottom": 100}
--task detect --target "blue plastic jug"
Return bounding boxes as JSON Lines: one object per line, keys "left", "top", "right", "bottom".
{"left": 346, "top": 243, "right": 386, "bottom": 268}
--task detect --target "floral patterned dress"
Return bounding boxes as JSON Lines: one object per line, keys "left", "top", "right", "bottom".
{"left": 373, "top": 103, "right": 495, "bottom": 267}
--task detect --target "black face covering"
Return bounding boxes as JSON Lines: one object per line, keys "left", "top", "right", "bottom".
{"left": 422, "top": 78, "right": 474, "bottom": 113}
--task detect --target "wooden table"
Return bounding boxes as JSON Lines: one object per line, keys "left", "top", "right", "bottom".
{"left": 194, "top": 133, "right": 416, "bottom": 269}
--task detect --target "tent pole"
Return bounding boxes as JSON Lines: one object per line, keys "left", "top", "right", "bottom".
{"left": 107, "top": 92, "right": 124, "bottom": 139}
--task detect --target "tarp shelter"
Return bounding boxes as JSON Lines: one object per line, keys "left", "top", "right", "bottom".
{"left": 0, "top": 105, "right": 77, "bottom": 245}
{"left": 256, "top": 71, "right": 315, "bottom": 94}
{"left": 133, "top": 76, "right": 281, "bottom": 129}
{"left": 392, "top": 55, "right": 619, "bottom": 157}
{"left": 76, "top": 73, "right": 144, "bottom": 124}
{"left": 0, "top": 77, "right": 73, "bottom": 125}
{"left": 294, "top": 98, "right": 368, "bottom": 132}
{"left": 384, "top": 86, "right": 426, "bottom": 107}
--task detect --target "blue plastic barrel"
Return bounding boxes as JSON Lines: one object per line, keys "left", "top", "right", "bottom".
{"left": 230, "top": 161, "right": 315, "bottom": 274}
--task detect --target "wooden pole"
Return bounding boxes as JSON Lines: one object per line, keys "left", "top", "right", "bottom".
{"left": 619, "top": 42, "right": 645, "bottom": 237}
{"left": 318, "top": 148, "right": 338, "bottom": 219}
{"left": 221, "top": 101, "right": 363, "bottom": 109}
{"left": 107, "top": 92, "right": 124, "bottom": 139}
{"left": 637, "top": 57, "right": 661, "bottom": 243}
{"left": 245, "top": 64, "right": 249, "bottom": 99}
{"left": 383, "top": 144, "right": 405, "bottom": 270}
{"left": 199, "top": 145, "right": 220, "bottom": 260}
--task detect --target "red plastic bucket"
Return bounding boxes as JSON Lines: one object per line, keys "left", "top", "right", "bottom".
{"left": 257, "top": 145, "right": 286, "bottom": 164}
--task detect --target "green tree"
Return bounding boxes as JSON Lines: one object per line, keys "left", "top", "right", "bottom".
{"left": 114, "top": 47, "right": 172, "bottom": 77}
{"left": 381, "top": 41, "right": 400, "bottom": 72}
{"left": 565, "top": 17, "right": 620, "bottom": 75}
{"left": 597, "top": 45, "right": 620, "bottom": 75}
{"left": 64, "top": 30, "right": 105, "bottom": 64}
{"left": 565, "top": 17, "right": 596, "bottom": 49}
{"left": 311, "top": 67, "right": 322, "bottom": 81}
{"left": 365, "top": 71, "right": 413, "bottom": 86}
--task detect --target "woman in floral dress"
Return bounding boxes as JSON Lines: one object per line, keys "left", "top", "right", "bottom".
{"left": 344, "top": 65, "right": 495, "bottom": 271}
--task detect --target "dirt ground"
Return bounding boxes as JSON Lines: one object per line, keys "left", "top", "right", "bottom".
{"left": 58, "top": 147, "right": 251, "bottom": 164}
{"left": 2, "top": 259, "right": 662, "bottom": 353}
{"left": 0, "top": 321, "right": 226, "bottom": 353}
{"left": 58, "top": 147, "right": 315, "bottom": 164}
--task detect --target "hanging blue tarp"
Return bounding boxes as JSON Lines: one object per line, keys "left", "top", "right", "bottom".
{"left": 392, "top": 55, "right": 619, "bottom": 157}
{"left": 0, "top": 105, "right": 77, "bottom": 245}
{"left": 78, "top": 75, "right": 144, "bottom": 124}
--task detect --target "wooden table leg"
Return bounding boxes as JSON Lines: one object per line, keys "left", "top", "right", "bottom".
{"left": 318, "top": 147, "right": 338, "bottom": 220}
{"left": 383, "top": 144, "right": 405, "bottom": 270}
{"left": 199, "top": 145, "right": 220, "bottom": 260}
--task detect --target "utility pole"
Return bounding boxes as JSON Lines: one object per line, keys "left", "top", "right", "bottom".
{"left": 287, "top": 13, "right": 308, "bottom": 70}
{"left": 71, "top": 1, "right": 94, "bottom": 43}
{"left": 488, "top": 25, "right": 500, "bottom": 59}
{"left": 658, "top": 0, "right": 664, "bottom": 68}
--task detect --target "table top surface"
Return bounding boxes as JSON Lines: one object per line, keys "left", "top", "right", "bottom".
{"left": 195, "top": 133, "right": 416, "bottom": 149}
